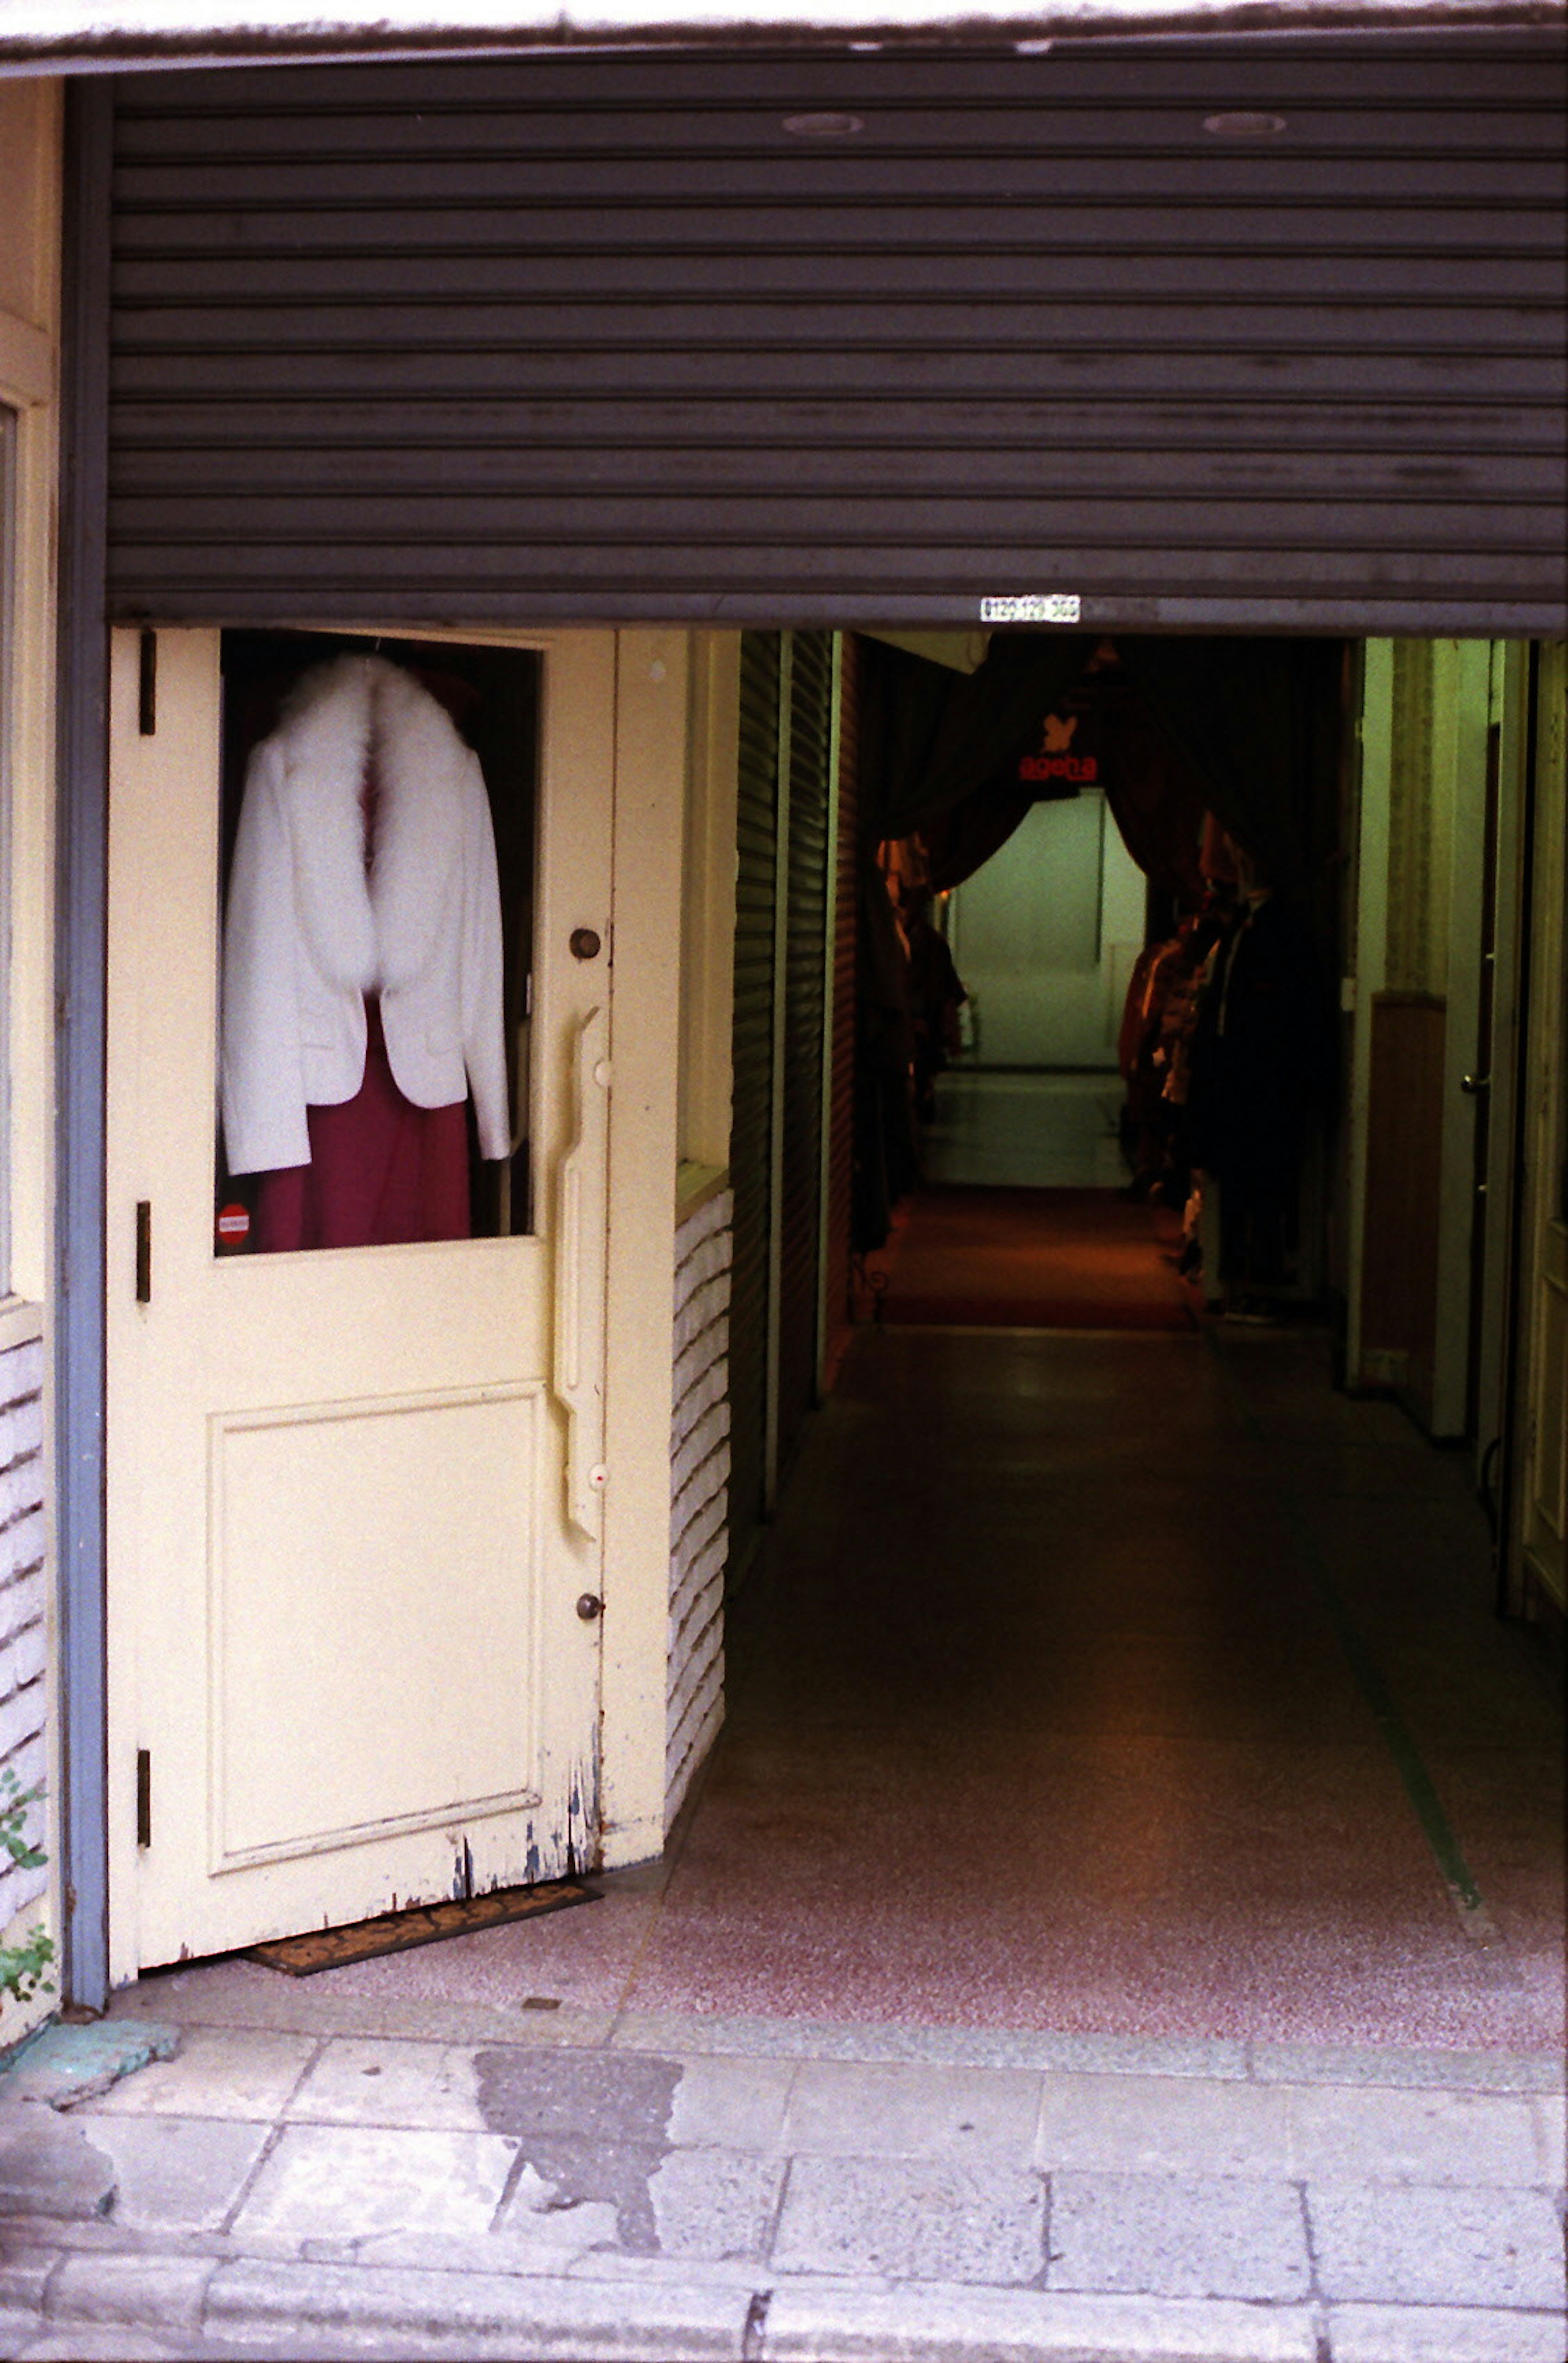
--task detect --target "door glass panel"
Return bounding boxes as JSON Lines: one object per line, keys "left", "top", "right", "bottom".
{"left": 214, "top": 630, "right": 539, "bottom": 1254}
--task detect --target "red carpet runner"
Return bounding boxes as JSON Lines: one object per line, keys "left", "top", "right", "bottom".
{"left": 868, "top": 1185, "right": 1196, "bottom": 1330}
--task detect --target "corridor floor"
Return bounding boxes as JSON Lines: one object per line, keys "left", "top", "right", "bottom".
{"left": 919, "top": 1071, "right": 1127, "bottom": 1190}
{"left": 144, "top": 1316, "right": 1565, "bottom": 2059}
{"left": 862, "top": 1184, "right": 1194, "bottom": 1329}
{"left": 637, "top": 1321, "right": 1565, "bottom": 2050}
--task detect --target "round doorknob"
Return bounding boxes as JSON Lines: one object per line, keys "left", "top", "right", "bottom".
{"left": 569, "top": 929, "right": 602, "bottom": 961}
{"left": 576, "top": 1593, "right": 604, "bottom": 1621}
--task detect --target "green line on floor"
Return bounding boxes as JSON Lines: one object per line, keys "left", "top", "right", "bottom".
{"left": 1201, "top": 1327, "right": 1487, "bottom": 1920}
{"left": 1280, "top": 1496, "right": 1486, "bottom": 1917}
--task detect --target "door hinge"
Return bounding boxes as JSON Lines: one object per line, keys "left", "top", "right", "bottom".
{"left": 136, "top": 1750, "right": 151, "bottom": 1849}
{"left": 135, "top": 1201, "right": 151, "bottom": 1303}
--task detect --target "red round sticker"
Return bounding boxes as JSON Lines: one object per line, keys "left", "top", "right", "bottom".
{"left": 216, "top": 1203, "right": 250, "bottom": 1245}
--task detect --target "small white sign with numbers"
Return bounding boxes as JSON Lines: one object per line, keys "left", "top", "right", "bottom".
{"left": 980, "top": 595, "right": 1082, "bottom": 625}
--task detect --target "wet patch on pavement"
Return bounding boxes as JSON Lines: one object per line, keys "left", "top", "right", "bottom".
{"left": 473, "top": 2047, "right": 681, "bottom": 2252}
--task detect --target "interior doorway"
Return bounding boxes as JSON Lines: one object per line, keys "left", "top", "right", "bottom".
{"left": 854, "top": 633, "right": 1343, "bottom": 1345}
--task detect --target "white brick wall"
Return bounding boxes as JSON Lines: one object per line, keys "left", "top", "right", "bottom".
{"left": 0, "top": 1336, "right": 47, "bottom": 1928}
{"left": 667, "top": 1189, "right": 732, "bottom": 1831}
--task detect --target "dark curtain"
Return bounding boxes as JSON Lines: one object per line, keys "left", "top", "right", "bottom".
{"left": 919, "top": 780, "right": 1037, "bottom": 895}
{"left": 1096, "top": 684, "right": 1211, "bottom": 906}
{"left": 858, "top": 632, "right": 1097, "bottom": 841}
{"left": 1116, "top": 637, "right": 1348, "bottom": 908}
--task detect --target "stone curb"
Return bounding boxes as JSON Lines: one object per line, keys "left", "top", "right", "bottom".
{"left": 201, "top": 2254, "right": 752, "bottom": 2357}
{"left": 15, "top": 2241, "right": 1568, "bottom": 2363}
{"left": 758, "top": 2283, "right": 1324, "bottom": 2361}
{"left": 33, "top": 2245, "right": 1327, "bottom": 2363}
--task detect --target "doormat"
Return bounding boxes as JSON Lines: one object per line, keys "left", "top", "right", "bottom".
{"left": 247, "top": 1878, "right": 599, "bottom": 1976}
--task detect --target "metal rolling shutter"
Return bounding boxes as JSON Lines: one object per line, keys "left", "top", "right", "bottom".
{"left": 775, "top": 629, "right": 835, "bottom": 1476}
{"left": 727, "top": 630, "right": 781, "bottom": 1581}
{"left": 102, "top": 33, "right": 1566, "bottom": 635}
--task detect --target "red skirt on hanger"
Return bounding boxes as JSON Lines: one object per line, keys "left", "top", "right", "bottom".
{"left": 254, "top": 998, "right": 471, "bottom": 1253}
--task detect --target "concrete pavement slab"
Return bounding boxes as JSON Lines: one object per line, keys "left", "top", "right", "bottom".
{"left": 287, "top": 2192, "right": 623, "bottom": 2277}
{"left": 1047, "top": 2169, "right": 1311, "bottom": 2300}
{"left": 0, "top": 2102, "right": 116, "bottom": 2220}
{"left": 1033, "top": 2069, "right": 1293, "bottom": 2176}
{"left": 291, "top": 2216, "right": 778, "bottom": 2287}
{"left": 1308, "top": 2182, "right": 1567, "bottom": 2307}
{"left": 230, "top": 2122, "right": 517, "bottom": 2246}
{"left": 646, "top": 2143, "right": 785, "bottom": 2259}
{"left": 757, "top": 2281, "right": 1321, "bottom": 2361}
{"left": 665, "top": 2051, "right": 797, "bottom": 2149}
{"left": 284, "top": 2037, "right": 486, "bottom": 2132}
{"left": 1284, "top": 2083, "right": 1541, "bottom": 2185}
{"left": 772, "top": 2154, "right": 1046, "bottom": 2285}
{"left": 87, "top": 2029, "right": 317, "bottom": 2122}
{"left": 1328, "top": 2300, "right": 1568, "bottom": 2361}
{"left": 1531, "top": 2093, "right": 1566, "bottom": 2185}
{"left": 782, "top": 2058, "right": 1042, "bottom": 2163}
{"left": 75, "top": 2115, "right": 269, "bottom": 2234}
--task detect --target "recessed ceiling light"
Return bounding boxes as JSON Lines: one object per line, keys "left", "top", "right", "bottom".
{"left": 782, "top": 112, "right": 866, "bottom": 137}
{"left": 1203, "top": 111, "right": 1288, "bottom": 136}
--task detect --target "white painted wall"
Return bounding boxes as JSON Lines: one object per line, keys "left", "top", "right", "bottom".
{"left": 946, "top": 792, "right": 1146, "bottom": 1069}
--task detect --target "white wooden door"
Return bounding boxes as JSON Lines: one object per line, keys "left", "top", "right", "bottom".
{"left": 107, "top": 627, "right": 615, "bottom": 1968}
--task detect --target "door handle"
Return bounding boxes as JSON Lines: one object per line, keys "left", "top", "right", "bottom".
{"left": 1461, "top": 1073, "right": 1491, "bottom": 1096}
{"left": 553, "top": 1006, "right": 610, "bottom": 1540}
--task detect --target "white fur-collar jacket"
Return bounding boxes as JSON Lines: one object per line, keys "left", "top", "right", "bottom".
{"left": 221, "top": 653, "right": 511, "bottom": 1178}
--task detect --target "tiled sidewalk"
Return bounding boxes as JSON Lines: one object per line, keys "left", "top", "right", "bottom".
{"left": 1, "top": 1989, "right": 1564, "bottom": 2361}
